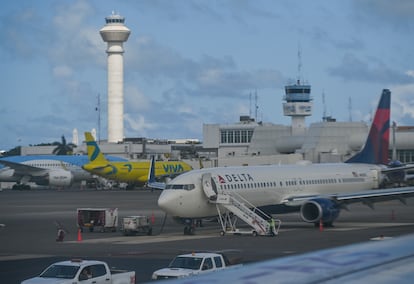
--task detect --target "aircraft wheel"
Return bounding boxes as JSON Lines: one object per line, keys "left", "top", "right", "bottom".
{"left": 220, "top": 231, "right": 225, "bottom": 236}
{"left": 252, "top": 231, "right": 258, "bottom": 237}
{"left": 189, "top": 227, "right": 195, "bottom": 235}
{"left": 184, "top": 226, "right": 193, "bottom": 235}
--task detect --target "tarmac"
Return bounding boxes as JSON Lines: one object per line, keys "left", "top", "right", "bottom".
{"left": 1, "top": 188, "right": 414, "bottom": 283}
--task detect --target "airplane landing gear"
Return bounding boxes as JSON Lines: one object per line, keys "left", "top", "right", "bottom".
{"left": 183, "top": 226, "right": 195, "bottom": 235}
{"left": 183, "top": 219, "right": 196, "bottom": 235}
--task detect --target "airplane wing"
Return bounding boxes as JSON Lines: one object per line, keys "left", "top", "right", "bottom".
{"left": 381, "top": 164, "right": 414, "bottom": 173}
{"left": 160, "top": 233, "right": 414, "bottom": 283}
{"left": 0, "top": 159, "right": 48, "bottom": 176}
{"left": 282, "top": 186, "right": 414, "bottom": 207}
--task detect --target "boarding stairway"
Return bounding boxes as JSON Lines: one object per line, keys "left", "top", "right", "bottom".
{"left": 201, "top": 173, "right": 281, "bottom": 236}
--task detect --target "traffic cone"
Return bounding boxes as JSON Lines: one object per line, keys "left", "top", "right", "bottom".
{"left": 319, "top": 219, "right": 324, "bottom": 232}
{"left": 77, "top": 228, "right": 82, "bottom": 242}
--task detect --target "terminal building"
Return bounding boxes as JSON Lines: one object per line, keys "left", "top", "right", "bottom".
{"left": 20, "top": 82, "right": 414, "bottom": 169}
{"left": 202, "top": 82, "right": 414, "bottom": 167}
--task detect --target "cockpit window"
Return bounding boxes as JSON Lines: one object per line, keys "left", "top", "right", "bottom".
{"left": 165, "top": 184, "right": 195, "bottom": 190}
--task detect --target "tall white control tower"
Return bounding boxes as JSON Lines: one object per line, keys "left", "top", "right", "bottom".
{"left": 100, "top": 12, "right": 130, "bottom": 143}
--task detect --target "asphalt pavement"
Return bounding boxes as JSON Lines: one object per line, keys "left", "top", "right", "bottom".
{"left": 1, "top": 188, "right": 413, "bottom": 283}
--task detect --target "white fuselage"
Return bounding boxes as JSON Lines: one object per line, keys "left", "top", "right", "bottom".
{"left": 157, "top": 163, "right": 382, "bottom": 218}
{"left": 0, "top": 159, "right": 92, "bottom": 182}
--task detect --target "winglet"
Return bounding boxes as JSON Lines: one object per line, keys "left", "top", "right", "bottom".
{"left": 345, "top": 89, "right": 391, "bottom": 165}
{"left": 146, "top": 155, "right": 166, "bottom": 190}
{"left": 84, "top": 132, "right": 108, "bottom": 163}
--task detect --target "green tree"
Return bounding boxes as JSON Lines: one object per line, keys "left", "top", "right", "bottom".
{"left": 52, "top": 136, "right": 76, "bottom": 155}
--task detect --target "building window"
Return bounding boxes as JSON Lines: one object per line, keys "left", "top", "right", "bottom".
{"left": 228, "top": 131, "right": 234, "bottom": 143}
{"left": 221, "top": 131, "right": 227, "bottom": 143}
{"left": 235, "top": 131, "right": 241, "bottom": 143}
{"left": 220, "top": 129, "right": 254, "bottom": 144}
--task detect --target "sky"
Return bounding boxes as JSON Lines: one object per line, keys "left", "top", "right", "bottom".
{"left": 1, "top": 0, "right": 414, "bottom": 151}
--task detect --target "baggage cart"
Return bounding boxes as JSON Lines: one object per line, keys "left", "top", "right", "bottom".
{"left": 77, "top": 208, "right": 118, "bottom": 232}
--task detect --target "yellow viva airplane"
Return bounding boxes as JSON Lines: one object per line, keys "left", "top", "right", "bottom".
{"left": 82, "top": 132, "right": 192, "bottom": 187}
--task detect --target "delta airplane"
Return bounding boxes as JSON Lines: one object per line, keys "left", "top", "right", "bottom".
{"left": 82, "top": 132, "right": 193, "bottom": 189}
{"left": 150, "top": 89, "right": 414, "bottom": 234}
{"left": 0, "top": 155, "right": 127, "bottom": 190}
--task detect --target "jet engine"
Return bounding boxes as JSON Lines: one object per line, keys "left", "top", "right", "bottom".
{"left": 383, "top": 160, "right": 406, "bottom": 186}
{"left": 34, "top": 170, "right": 74, "bottom": 187}
{"left": 300, "top": 198, "right": 340, "bottom": 225}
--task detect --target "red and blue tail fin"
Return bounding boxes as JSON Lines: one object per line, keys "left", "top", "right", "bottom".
{"left": 345, "top": 89, "right": 390, "bottom": 165}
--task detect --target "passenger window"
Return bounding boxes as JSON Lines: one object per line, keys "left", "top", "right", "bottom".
{"left": 90, "top": 264, "right": 107, "bottom": 278}
{"left": 214, "top": 256, "right": 223, "bottom": 268}
{"left": 202, "top": 258, "right": 213, "bottom": 270}
{"left": 79, "top": 267, "right": 92, "bottom": 281}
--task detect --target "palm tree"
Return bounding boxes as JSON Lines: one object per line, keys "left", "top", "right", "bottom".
{"left": 52, "top": 135, "right": 76, "bottom": 155}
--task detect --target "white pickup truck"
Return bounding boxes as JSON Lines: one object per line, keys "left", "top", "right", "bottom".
{"left": 151, "top": 252, "right": 241, "bottom": 280}
{"left": 21, "top": 259, "right": 135, "bottom": 284}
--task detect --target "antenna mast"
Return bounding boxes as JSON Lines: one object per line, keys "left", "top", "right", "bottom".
{"left": 348, "top": 97, "right": 352, "bottom": 122}
{"left": 249, "top": 92, "right": 252, "bottom": 118}
{"left": 255, "top": 90, "right": 258, "bottom": 122}
{"left": 297, "top": 43, "right": 302, "bottom": 83}
{"left": 322, "top": 90, "right": 326, "bottom": 121}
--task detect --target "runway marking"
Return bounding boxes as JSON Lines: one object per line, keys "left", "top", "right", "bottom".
{"left": 278, "top": 222, "right": 414, "bottom": 232}
{"left": 0, "top": 254, "right": 52, "bottom": 261}
{"left": 65, "top": 222, "right": 414, "bottom": 244}
{"left": 66, "top": 232, "right": 218, "bottom": 245}
{"left": 323, "top": 222, "right": 414, "bottom": 231}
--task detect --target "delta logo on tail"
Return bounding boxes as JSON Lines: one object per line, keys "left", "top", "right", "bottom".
{"left": 346, "top": 89, "right": 390, "bottom": 164}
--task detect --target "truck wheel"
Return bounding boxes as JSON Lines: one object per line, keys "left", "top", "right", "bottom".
{"left": 147, "top": 228, "right": 152, "bottom": 236}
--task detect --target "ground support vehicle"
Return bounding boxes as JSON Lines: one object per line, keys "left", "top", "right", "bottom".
{"left": 21, "top": 259, "right": 135, "bottom": 284}
{"left": 77, "top": 208, "right": 118, "bottom": 232}
{"left": 121, "top": 215, "right": 152, "bottom": 236}
{"left": 151, "top": 252, "right": 241, "bottom": 280}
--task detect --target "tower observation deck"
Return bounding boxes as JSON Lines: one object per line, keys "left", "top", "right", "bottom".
{"left": 283, "top": 79, "right": 313, "bottom": 133}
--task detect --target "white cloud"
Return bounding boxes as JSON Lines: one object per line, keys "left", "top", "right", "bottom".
{"left": 124, "top": 113, "right": 156, "bottom": 137}
{"left": 53, "top": 65, "right": 73, "bottom": 78}
{"left": 392, "top": 83, "right": 414, "bottom": 123}
{"left": 406, "top": 70, "right": 414, "bottom": 78}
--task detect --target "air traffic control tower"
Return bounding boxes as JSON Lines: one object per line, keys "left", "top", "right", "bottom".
{"left": 100, "top": 12, "right": 130, "bottom": 143}
{"left": 283, "top": 80, "right": 313, "bottom": 135}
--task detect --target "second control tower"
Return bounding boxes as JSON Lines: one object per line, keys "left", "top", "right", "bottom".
{"left": 283, "top": 79, "right": 313, "bottom": 135}
{"left": 100, "top": 12, "right": 130, "bottom": 143}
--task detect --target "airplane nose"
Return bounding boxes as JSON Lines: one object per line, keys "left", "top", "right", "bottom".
{"left": 158, "top": 191, "right": 180, "bottom": 215}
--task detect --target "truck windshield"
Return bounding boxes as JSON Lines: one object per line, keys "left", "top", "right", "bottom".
{"left": 39, "top": 265, "right": 80, "bottom": 279}
{"left": 168, "top": 257, "right": 203, "bottom": 270}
